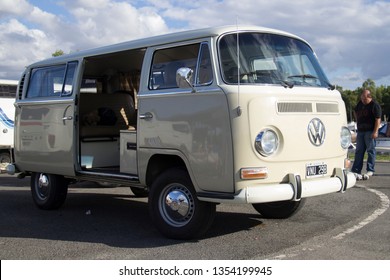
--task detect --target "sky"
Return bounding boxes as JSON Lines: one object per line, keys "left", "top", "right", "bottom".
{"left": 0, "top": 0, "right": 389, "bottom": 90}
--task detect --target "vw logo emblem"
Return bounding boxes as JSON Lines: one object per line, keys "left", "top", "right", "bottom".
{"left": 308, "top": 118, "right": 325, "bottom": 146}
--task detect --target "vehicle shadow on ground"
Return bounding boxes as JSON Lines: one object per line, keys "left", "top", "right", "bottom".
{"left": 0, "top": 186, "right": 263, "bottom": 248}
{"left": 372, "top": 173, "right": 390, "bottom": 177}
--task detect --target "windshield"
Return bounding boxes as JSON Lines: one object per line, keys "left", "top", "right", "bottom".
{"left": 219, "top": 32, "right": 331, "bottom": 88}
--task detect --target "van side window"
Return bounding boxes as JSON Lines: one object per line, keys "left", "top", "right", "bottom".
{"left": 63, "top": 62, "right": 78, "bottom": 96}
{"left": 149, "top": 43, "right": 213, "bottom": 90}
{"left": 26, "top": 62, "right": 78, "bottom": 98}
{"left": 196, "top": 43, "right": 213, "bottom": 86}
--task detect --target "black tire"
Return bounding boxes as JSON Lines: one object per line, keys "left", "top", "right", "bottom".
{"left": 31, "top": 173, "right": 68, "bottom": 210}
{"left": 149, "top": 168, "right": 216, "bottom": 239}
{"left": 252, "top": 199, "right": 305, "bottom": 219}
{"left": 130, "top": 186, "right": 149, "bottom": 197}
{"left": 0, "top": 152, "right": 11, "bottom": 164}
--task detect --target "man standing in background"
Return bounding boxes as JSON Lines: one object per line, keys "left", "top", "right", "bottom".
{"left": 351, "top": 89, "right": 382, "bottom": 180}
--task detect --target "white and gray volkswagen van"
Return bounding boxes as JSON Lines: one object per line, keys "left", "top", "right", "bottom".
{"left": 8, "top": 25, "right": 356, "bottom": 239}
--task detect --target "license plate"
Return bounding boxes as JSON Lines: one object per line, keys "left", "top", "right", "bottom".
{"left": 306, "top": 163, "right": 327, "bottom": 178}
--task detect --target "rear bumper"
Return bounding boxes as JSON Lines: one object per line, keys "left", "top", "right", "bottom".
{"left": 199, "top": 168, "right": 356, "bottom": 204}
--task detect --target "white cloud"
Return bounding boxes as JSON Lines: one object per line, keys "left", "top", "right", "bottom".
{"left": 154, "top": 0, "right": 390, "bottom": 88}
{"left": 0, "top": 19, "right": 46, "bottom": 78}
{"left": 0, "top": 0, "right": 389, "bottom": 89}
{"left": 75, "top": 0, "right": 110, "bottom": 8}
{"left": 0, "top": 0, "right": 169, "bottom": 80}
{"left": 29, "top": 6, "right": 62, "bottom": 31}
{"left": 327, "top": 68, "right": 364, "bottom": 89}
{"left": 68, "top": 1, "right": 168, "bottom": 46}
{"left": 0, "top": 0, "right": 32, "bottom": 17}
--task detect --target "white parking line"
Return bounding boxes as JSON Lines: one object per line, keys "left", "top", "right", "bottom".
{"left": 332, "top": 184, "right": 390, "bottom": 240}
{"left": 262, "top": 185, "right": 390, "bottom": 259}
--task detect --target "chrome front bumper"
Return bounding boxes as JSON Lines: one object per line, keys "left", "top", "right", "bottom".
{"left": 199, "top": 168, "right": 356, "bottom": 204}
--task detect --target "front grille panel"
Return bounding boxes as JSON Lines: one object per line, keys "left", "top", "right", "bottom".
{"left": 277, "top": 102, "right": 312, "bottom": 113}
{"left": 316, "top": 103, "right": 339, "bottom": 113}
{"left": 277, "top": 102, "right": 339, "bottom": 114}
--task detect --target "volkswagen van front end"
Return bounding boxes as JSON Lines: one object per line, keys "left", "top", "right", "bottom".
{"left": 199, "top": 29, "right": 356, "bottom": 217}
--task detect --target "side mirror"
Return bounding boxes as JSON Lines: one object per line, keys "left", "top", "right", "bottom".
{"left": 176, "top": 67, "right": 196, "bottom": 93}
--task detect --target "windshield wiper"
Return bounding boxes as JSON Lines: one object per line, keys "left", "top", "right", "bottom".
{"left": 238, "top": 71, "right": 294, "bottom": 88}
{"left": 279, "top": 79, "right": 294, "bottom": 89}
{"left": 288, "top": 74, "right": 336, "bottom": 90}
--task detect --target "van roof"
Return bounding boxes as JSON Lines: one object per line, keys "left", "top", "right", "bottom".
{"left": 28, "top": 25, "right": 306, "bottom": 67}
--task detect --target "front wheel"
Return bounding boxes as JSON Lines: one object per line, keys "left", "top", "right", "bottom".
{"left": 31, "top": 173, "right": 68, "bottom": 210}
{"left": 149, "top": 168, "right": 216, "bottom": 239}
{"left": 252, "top": 199, "right": 305, "bottom": 219}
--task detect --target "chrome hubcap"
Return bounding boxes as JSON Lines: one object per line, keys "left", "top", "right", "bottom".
{"left": 160, "top": 184, "right": 194, "bottom": 227}
{"left": 37, "top": 173, "right": 50, "bottom": 199}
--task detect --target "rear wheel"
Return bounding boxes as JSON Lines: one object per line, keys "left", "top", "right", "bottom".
{"left": 31, "top": 173, "right": 68, "bottom": 210}
{"left": 149, "top": 168, "right": 216, "bottom": 239}
{"left": 0, "top": 152, "right": 11, "bottom": 164}
{"left": 252, "top": 199, "right": 305, "bottom": 219}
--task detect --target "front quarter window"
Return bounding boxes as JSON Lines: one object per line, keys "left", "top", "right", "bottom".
{"left": 219, "top": 32, "right": 331, "bottom": 88}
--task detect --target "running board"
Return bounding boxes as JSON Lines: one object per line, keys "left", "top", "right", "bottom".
{"left": 74, "top": 170, "right": 141, "bottom": 187}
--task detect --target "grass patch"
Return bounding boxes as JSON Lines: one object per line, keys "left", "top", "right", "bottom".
{"left": 348, "top": 151, "right": 390, "bottom": 161}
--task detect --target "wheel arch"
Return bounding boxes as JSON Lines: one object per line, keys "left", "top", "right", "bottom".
{"left": 145, "top": 154, "right": 189, "bottom": 188}
{"left": 0, "top": 149, "right": 11, "bottom": 164}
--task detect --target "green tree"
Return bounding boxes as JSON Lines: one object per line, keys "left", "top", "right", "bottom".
{"left": 382, "top": 86, "right": 390, "bottom": 121}
{"left": 362, "top": 78, "right": 375, "bottom": 90}
{"left": 340, "top": 88, "right": 359, "bottom": 122}
{"left": 52, "top": 49, "right": 65, "bottom": 57}
{"left": 343, "top": 79, "right": 389, "bottom": 122}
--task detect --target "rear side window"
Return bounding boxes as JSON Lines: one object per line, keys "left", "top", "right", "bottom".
{"left": 26, "top": 62, "right": 78, "bottom": 98}
{"left": 149, "top": 42, "right": 213, "bottom": 90}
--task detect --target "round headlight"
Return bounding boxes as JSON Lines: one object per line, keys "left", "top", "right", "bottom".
{"left": 340, "top": 126, "right": 352, "bottom": 149}
{"left": 255, "top": 129, "right": 279, "bottom": 156}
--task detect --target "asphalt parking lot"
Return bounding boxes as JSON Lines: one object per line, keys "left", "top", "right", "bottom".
{"left": 0, "top": 162, "right": 389, "bottom": 260}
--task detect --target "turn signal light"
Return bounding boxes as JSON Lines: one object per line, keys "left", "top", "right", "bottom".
{"left": 344, "top": 158, "right": 352, "bottom": 169}
{"left": 240, "top": 167, "right": 268, "bottom": 180}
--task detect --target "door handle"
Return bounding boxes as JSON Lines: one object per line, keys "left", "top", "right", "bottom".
{"left": 62, "top": 116, "right": 73, "bottom": 121}
{"left": 139, "top": 112, "right": 153, "bottom": 120}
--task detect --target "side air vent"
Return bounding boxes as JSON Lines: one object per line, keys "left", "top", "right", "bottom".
{"left": 316, "top": 103, "right": 339, "bottom": 113}
{"left": 277, "top": 102, "right": 312, "bottom": 113}
{"left": 18, "top": 74, "right": 25, "bottom": 100}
